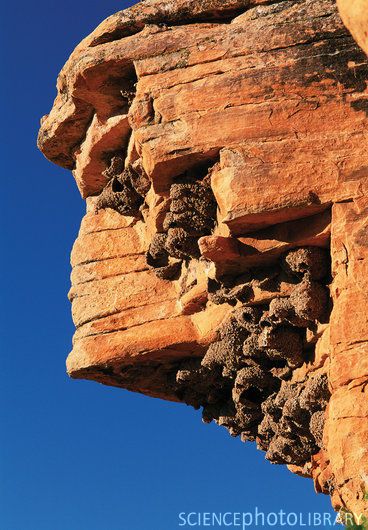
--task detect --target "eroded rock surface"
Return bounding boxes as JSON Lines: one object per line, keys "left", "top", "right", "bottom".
{"left": 337, "top": 0, "right": 368, "bottom": 55}
{"left": 38, "top": 0, "right": 368, "bottom": 522}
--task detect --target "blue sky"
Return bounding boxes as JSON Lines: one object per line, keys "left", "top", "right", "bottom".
{"left": 1, "top": 1, "right": 337, "bottom": 528}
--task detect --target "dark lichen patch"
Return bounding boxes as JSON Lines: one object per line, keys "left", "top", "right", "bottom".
{"left": 174, "top": 246, "right": 331, "bottom": 466}
{"left": 299, "top": 35, "right": 368, "bottom": 116}
{"left": 96, "top": 159, "right": 150, "bottom": 217}
{"left": 89, "top": 1, "right": 258, "bottom": 48}
{"left": 350, "top": 98, "right": 368, "bottom": 117}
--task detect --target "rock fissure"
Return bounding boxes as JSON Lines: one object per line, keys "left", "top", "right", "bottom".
{"left": 72, "top": 251, "right": 146, "bottom": 267}
{"left": 72, "top": 266, "right": 150, "bottom": 287}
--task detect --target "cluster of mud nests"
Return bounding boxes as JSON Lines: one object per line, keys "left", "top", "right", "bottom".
{"left": 146, "top": 173, "right": 217, "bottom": 280}
{"left": 95, "top": 159, "right": 331, "bottom": 466}
{"left": 175, "top": 247, "right": 331, "bottom": 466}
{"left": 96, "top": 161, "right": 217, "bottom": 280}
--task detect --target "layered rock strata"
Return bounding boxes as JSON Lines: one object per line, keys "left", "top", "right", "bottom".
{"left": 38, "top": 0, "right": 368, "bottom": 522}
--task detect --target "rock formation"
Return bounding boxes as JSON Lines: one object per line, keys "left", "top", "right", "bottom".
{"left": 337, "top": 0, "right": 368, "bottom": 56}
{"left": 38, "top": 0, "right": 368, "bottom": 523}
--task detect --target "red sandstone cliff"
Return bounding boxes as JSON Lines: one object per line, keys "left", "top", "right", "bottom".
{"left": 38, "top": 0, "right": 368, "bottom": 523}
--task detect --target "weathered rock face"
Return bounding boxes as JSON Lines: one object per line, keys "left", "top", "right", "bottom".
{"left": 337, "top": 0, "right": 368, "bottom": 55}
{"left": 38, "top": 0, "right": 368, "bottom": 523}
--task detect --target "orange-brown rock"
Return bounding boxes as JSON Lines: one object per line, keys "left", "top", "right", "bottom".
{"left": 38, "top": 0, "right": 368, "bottom": 523}
{"left": 337, "top": 0, "right": 368, "bottom": 55}
{"left": 199, "top": 210, "right": 331, "bottom": 276}
{"left": 68, "top": 206, "right": 232, "bottom": 397}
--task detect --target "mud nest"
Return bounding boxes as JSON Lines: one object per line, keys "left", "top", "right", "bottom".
{"left": 95, "top": 156, "right": 150, "bottom": 217}
{"left": 175, "top": 246, "right": 331, "bottom": 466}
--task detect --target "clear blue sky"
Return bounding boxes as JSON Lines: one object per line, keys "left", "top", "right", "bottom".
{"left": 1, "top": 1, "right": 337, "bottom": 529}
